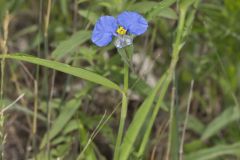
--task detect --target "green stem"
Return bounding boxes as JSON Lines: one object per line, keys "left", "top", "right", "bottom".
{"left": 0, "top": 56, "right": 5, "bottom": 160}
{"left": 123, "top": 63, "right": 129, "bottom": 92}
{"left": 0, "top": 58, "right": 5, "bottom": 109}
{"left": 0, "top": 11, "right": 10, "bottom": 159}
{"left": 114, "top": 52, "right": 129, "bottom": 160}
{"left": 168, "top": 76, "right": 179, "bottom": 160}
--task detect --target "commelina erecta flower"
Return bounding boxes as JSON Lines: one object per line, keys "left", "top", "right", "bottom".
{"left": 91, "top": 11, "right": 148, "bottom": 48}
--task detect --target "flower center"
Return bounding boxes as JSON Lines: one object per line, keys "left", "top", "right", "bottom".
{"left": 116, "top": 26, "right": 127, "bottom": 35}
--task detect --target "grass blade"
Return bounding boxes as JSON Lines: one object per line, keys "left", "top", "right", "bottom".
{"left": 40, "top": 98, "right": 82, "bottom": 149}
{"left": 119, "top": 73, "right": 168, "bottom": 160}
{"left": 51, "top": 30, "right": 91, "bottom": 59}
{"left": 0, "top": 54, "right": 122, "bottom": 92}
{"left": 201, "top": 106, "right": 240, "bottom": 140}
{"left": 185, "top": 142, "right": 240, "bottom": 160}
{"left": 136, "top": 71, "right": 171, "bottom": 158}
{"left": 146, "top": 0, "right": 176, "bottom": 20}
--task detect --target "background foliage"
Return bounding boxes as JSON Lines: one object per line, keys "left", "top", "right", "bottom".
{"left": 0, "top": 0, "right": 240, "bottom": 159}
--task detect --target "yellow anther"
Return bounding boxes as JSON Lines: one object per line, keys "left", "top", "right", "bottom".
{"left": 116, "top": 26, "right": 127, "bottom": 35}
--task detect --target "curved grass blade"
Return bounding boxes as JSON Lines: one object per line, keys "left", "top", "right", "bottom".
{"left": 201, "top": 106, "right": 240, "bottom": 141}
{"left": 185, "top": 142, "right": 240, "bottom": 160}
{"left": 0, "top": 54, "right": 122, "bottom": 92}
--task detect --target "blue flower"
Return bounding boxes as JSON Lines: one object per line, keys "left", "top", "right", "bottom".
{"left": 91, "top": 11, "right": 148, "bottom": 48}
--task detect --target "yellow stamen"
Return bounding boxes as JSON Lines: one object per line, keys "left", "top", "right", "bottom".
{"left": 116, "top": 26, "right": 127, "bottom": 35}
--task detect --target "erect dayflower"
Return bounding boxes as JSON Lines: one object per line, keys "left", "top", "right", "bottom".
{"left": 91, "top": 11, "right": 148, "bottom": 48}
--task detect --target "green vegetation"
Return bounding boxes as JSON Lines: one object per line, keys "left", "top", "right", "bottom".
{"left": 0, "top": 0, "right": 240, "bottom": 159}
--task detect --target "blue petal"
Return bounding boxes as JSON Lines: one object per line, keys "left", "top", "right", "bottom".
{"left": 91, "top": 16, "right": 118, "bottom": 47}
{"left": 117, "top": 11, "right": 148, "bottom": 35}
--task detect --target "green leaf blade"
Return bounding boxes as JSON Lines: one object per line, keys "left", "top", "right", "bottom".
{"left": 1, "top": 54, "right": 122, "bottom": 92}
{"left": 185, "top": 142, "right": 240, "bottom": 160}
{"left": 40, "top": 98, "right": 82, "bottom": 149}
{"left": 201, "top": 107, "right": 240, "bottom": 140}
{"left": 120, "top": 73, "right": 168, "bottom": 160}
{"left": 51, "top": 30, "right": 91, "bottom": 59}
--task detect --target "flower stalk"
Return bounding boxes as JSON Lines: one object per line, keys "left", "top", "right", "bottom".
{"left": 114, "top": 46, "right": 132, "bottom": 160}
{"left": 91, "top": 11, "right": 147, "bottom": 160}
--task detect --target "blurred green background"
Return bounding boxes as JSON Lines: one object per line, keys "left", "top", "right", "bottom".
{"left": 0, "top": 0, "right": 240, "bottom": 159}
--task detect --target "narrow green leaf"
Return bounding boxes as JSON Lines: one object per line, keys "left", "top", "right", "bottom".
{"left": 186, "top": 115, "right": 205, "bottom": 135}
{"left": 51, "top": 30, "right": 91, "bottom": 59}
{"left": 78, "top": 10, "right": 98, "bottom": 24}
{"left": 77, "top": 120, "right": 97, "bottom": 160}
{"left": 185, "top": 142, "right": 240, "bottom": 160}
{"left": 137, "top": 71, "right": 172, "bottom": 158}
{"left": 168, "top": 93, "right": 180, "bottom": 160}
{"left": 184, "top": 140, "right": 206, "bottom": 153}
{"left": 128, "top": 1, "right": 158, "bottom": 13}
{"left": 158, "top": 8, "right": 178, "bottom": 20}
{"left": 40, "top": 98, "right": 82, "bottom": 148}
{"left": 129, "top": 1, "right": 177, "bottom": 19}
{"left": 0, "top": 54, "right": 122, "bottom": 92}
{"left": 120, "top": 73, "right": 168, "bottom": 160}
{"left": 180, "top": 0, "right": 197, "bottom": 10}
{"left": 60, "top": 0, "right": 68, "bottom": 16}
{"left": 201, "top": 106, "right": 240, "bottom": 140}
{"left": 146, "top": 0, "right": 177, "bottom": 20}
{"left": 4, "top": 100, "right": 46, "bottom": 122}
